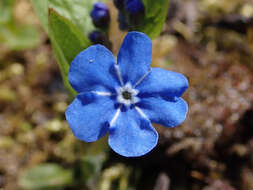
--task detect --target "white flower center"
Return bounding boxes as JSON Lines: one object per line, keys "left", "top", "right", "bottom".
{"left": 116, "top": 83, "right": 139, "bottom": 106}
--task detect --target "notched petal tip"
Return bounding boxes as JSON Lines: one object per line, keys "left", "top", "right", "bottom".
{"left": 109, "top": 128, "right": 158, "bottom": 157}
{"left": 175, "top": 72, "right": 189, "bottom": 95}
{"left": 168, "top": 98, "right": 188, "bottom": 127}
{"left": 137, "top": 68, "right": 189, "bottom": 98}
{"left": 108, "top": 109, "right": 159, "bottom": 157}
{"left": 137, "top": 97, "right": 188, "bottom": 128}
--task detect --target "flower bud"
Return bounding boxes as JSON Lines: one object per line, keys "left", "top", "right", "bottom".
{"left": 125, "top": 0, "right": 144, "bottom": 15}
{"left": 117, "top": 13, "right": 129, "bottom": 30}
{"left": 90, "top": 3, "right": 110, "bottom": 28}
{"left": 113, "top": 0, "right": 125, "bottom": 9}
{"left": 89, "top": 31, "right": 106, "bottom": 44}
{"left": 88, "top": 31, "right": 112, "bottom": 49}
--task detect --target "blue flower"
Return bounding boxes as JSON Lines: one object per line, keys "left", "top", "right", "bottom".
{"left": 90, "top": 2, "right": 110, "bottom": 28}
{"left": 125, "top": 0, "right": 144, "bottom": 14}
{"left": 65, "top": 32, "right": 188, "bottom": 157}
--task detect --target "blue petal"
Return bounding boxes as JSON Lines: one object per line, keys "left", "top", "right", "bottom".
{"left": 108, "top": 108, "right": 158, "bottom": 157}
{"left": 136, "top": 97, "right": 188, "bottom": 127}
{"left": 69, "top": 45, "right": 119, "bottom": 93}
{"left": 117, "top": 32, "right": 152, "bottom": 85}
{"left": 65, "top": 92, "right": 116, "bottom": 142}
{"left": 136, "top": 68, "right": 188, "bottom": 98}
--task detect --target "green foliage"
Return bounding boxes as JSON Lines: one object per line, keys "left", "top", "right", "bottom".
{"left": 49, "top": 9, "right": 90, "bottom": 65}
{"left": 19, "top": 163, "right": 73, "bottom": 190}
{"left": 30, "top": 0, "right": 49, "bottom": 33}
{"left": 0, "top": 23, "right": 40, "bottom": 50}
{"left": 136, "top": 0, "right": 170, "bottom": 39}
{"left": 80, "top": 154, "right": 106, "bottom": 189}
{"left": 49, "top": 0, "right": 105, "bottom": 36}
{"left": 31, "top": 0, "right": 104, "bottom": 96}
{"left": 0, "top": 0, "right": 15, "bottom": 24}
{"left": 76, "top": 138, "right": 108, "bottom": 189}
{"left": 49, "top": 9, "right": 91, "bottom": 96}
{"left": 99, "top": 164, "right": 132, "bottom": 190}
{"left": 0, "top": 0, "right": 40, "bottom": 50}
{"left": 31, "top": 0, "right": 105, "bottom": 35}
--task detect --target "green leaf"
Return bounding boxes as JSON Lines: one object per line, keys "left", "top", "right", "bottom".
{"left": 136, "top": 0, "right": 170, "bottom": 39}
{"left": 0, "top": 23, "right": 40, "bottom": 50}
{"left": 0, "top": 0, "right": 40, "bottom": 50}
{"left": 31, "top": 0, "right": 103, "bottom": 96}
{"left": 49, "top": 9, "right": 90, "bottom": 64}
{"left": 49, "top": 8, "right": 91, "bottom": 96}
{"left": 19, "top": 163, "right": 73, "bottom": 190}
{"left": 31, "top": 0, "right": 105, "bottom": 35}
{"left": 50, "top": 38, "right": 77, "bottom": 96}
{"left": 49, "top": 0, "right": 105, "bottom": 36}
{"left": 0, "top": 0, "right": 15, "bottom": 24}
{"left": 30, "top": 0, "right": 49, "bottom": 33}
{"left": 80, "top": 154, "right": 106, "bottom": 189}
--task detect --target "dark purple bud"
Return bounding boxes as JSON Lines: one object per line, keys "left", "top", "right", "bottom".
{"left": 90, "top": 3, "right": 110, "bottom": 28}
{"left": 117, "top": 13, "right": 129, "bottom": 30}
{"left": 125, "top": 0, "right": 144, "bottom": 15}
{"left": 88, "top": 31, "right": 112, "bottom": 49}
{"left": 113, "top": 0, "right": 125, "bottom": 9}
{"left": 89, "top": 31, "right": 105, "bottom": 44}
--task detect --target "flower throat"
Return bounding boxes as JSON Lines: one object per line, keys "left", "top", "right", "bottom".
{"left": 122, "top": 91, "right": 132, "bottom": 100}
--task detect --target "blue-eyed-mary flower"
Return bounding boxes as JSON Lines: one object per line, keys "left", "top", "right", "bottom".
{"left": 65, "top": 32, "right": 188, "bottom": 157}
